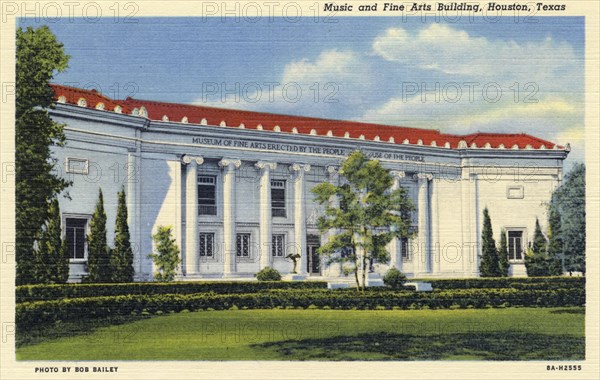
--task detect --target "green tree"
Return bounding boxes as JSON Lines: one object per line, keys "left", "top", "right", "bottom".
{"left": 479, "top": 208, "right": 501, "bottom": 277}
{"left": 111, "top": 187, "right": 135, "bottom": 282}
{"left": 149, "top": 226, "right": 181, "bottom": 282}
{"left": 525, "top": 218, "right": 551, "bottom": 277}
{"left": 546, "top": 206, "right": 565, "bottom": 276}
{"left": 87, "top": 189, "right": 111, "bottom": 282}
{"left": 16, "top": 26, "right": 70, "bottom": 285}
{"left": 311, "top": 150, "right": 415, "bottom": 291}
{"left": 34, "top": 198, "right": 69, "bottom": 283}
{"left": 550, "top": 163, "right": 585, "bottom": 274}
{"left": 498, "top": 229, "right": 510, "bottom": 277}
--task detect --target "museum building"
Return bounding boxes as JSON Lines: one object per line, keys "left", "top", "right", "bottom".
{"left": 48, "top": 84, "right": 570, "bottom": 282}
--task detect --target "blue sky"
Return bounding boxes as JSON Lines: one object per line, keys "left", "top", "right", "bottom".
{"left": 18, "top": 17, "right": 585, "bottom": 165}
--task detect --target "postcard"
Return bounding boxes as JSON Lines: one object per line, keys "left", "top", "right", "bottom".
{"left": 1, "top": 1, "right": 598, "bottom": 379}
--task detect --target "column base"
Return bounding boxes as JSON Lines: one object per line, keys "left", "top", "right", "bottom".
{"left": 283, "top": 274, "right": 307, "bottom": 281}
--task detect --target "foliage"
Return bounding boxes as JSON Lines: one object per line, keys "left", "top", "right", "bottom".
{"left": 312, "top": 150, "right": 415, "bottom": 291}
{"left": 34, "top": 198, "right": 69, "bottom": 284}
{"left": 546, "top": 207, "right": 565, "bottom": 276}
{"left": 87, "top": 189, "right": 111, "bottom": 282}
{"left": 149, "top": 226, "right": 181, "bottom": 282}
{"left": 110, "top": 187, "right": 135, "bottom": 282}
{"left": 525, "top": 219, "right": 552, "bottom": 277}
{"left": 417, "top": 276, "right": 584, "bottom": 290}
{"left": 497, "top": 229, "right": 510, "bottom": 277}
{"left": 16, "top": 287, "right": 585, "bottom": 329}
{"left": 479, "top": 208, "right": 501, "bottom": 277}
{"left": 549, "top": 163, "right": 585, "bottom": 274}
{"left": 15, "top": 26, "right": 70, "bottom": 285}
{"left": 256, "top": 267, "right": 282, "bottom": 281}
{"left": 16, "top": 281, "right": 329, "bottom": 303}
{"left": 383, "top": 267, "right": 407, "bottom": 289}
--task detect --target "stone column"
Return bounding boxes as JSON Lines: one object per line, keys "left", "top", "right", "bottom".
{"left": 325, "top": 165, "right": 343, "bottom": 277}
{"left": 290, "top": 163, "right": 311, "bottom": 277}
{"left": 387, "top": 170, "right": 406, "bottom": 272}
{"left": 414, "top": 173, "right": 432, "bottom": 275}
{"left": 219, "top": 158, "right": 241, "bottom": 276}
{"left": 430, "top": 175, "right": 441, "bottom": 274}
{"left": 182, "top": 155, "right": 204, "bottom": 276}
{"left": 126, "top": 151, "right": 141, "bottom": 278}
{"left": 255, "top": 161, "right": 277, "bottom": 270}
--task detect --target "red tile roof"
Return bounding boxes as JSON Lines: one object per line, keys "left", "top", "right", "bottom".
{"left": 50, "top": 84, "right": 563, "bottom": 150}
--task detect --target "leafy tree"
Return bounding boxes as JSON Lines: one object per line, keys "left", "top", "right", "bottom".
{"left": 546, "top": 206, "right": 565, "bottom": 276}
{"left": 550, "top": 163, "right": 585, "bottom": 274}
{"left": 149, "top": 226, "right": 181, "bottom": 282}
{"left": 16, "top": 26, "right": 70, "bottom": 284}
{"left": 87, "top": 189, "right": 111, "bottom": 282}
{"left": 34, "top": 198, "right": 69, "bottom": 283}
{"left": 110, "top": 187, "right": 135, "bottom": 282}
{"left": 525, "top": 218, "right": 551, "bottom": 277}
{"left": 479, "top": 208, "right": 501, "bottom": 277}
{"left": 312, "top": 150, "right": 415, "bottom": 291}
{"left": 498, "top": 229, "right": 510, "bottom": 277}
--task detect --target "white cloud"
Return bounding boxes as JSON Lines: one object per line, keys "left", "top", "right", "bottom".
{"left": 372, "top": 24, "right": 580, "bottom": 89}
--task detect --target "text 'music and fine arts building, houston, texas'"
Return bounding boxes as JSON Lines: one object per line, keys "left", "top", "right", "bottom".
{"left": 49, "top": 84, "right": 569, "bottom": 282}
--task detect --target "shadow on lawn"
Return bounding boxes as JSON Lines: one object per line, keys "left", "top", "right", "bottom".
{"left": 253, "top": 332, "right": 584, "bottom": 361}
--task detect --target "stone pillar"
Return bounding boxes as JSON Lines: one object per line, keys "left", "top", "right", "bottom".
{"left": 219, "top": 158, "right": 241, "bottom": 276}
{"left": 182, "top": 155, "right": 204, "bottom": 276}
{"left": 388, "top": 170, "right": 406, "bottom": 272}
{"left": 430, "top": 175, "right": 440, "bottom": 274}
{"left": 255, "top": 161, "right": 277, "bottom": 270}
{"left": 414, "top": 173, "right": 432, "bottom": 275}
{"left": 127, "top": 150, "right": 142, "bottom": 279}
{"left": 290, "top": 163, "right": 311, "bottom": 277}
{"left": 325, "top": 165, "right": 343, "bottom": 277}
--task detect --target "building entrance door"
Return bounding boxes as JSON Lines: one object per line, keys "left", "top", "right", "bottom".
{"left": 306, "top": 235, "right": 321, "bottom": 276}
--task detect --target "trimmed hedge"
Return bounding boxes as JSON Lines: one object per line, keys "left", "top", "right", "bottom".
{"left": 416, "top": 277, "right": 585, "bottom": 290}
{"left": 16, "top": 287, "right": 585, "bottom": 328}
{"left": 15, "top": 281, "right": 328, "bottom": 303}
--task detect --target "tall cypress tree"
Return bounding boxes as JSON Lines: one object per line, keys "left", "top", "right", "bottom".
{"left": 479, "top": 207, "right": 500, "bottom": 277}
{"left": 547, "top": 207, "right": 564, "bottom": 276}
{"left": 498, "top": 229, "right": 510, "bottom": 277}
{"left": 111, "top": 187, "right": 135, "bottom": 282}
{"left": 35, "top": 198, "right": 69, "bottom": 284}
{"left": 16, "top": 26, "right": 70, "bottom": 285}
{"left": 525, "top": 218, "right": 550, "bottom": 277}
{"left": 87, "top": 189, "right": 110, "bottom": 282}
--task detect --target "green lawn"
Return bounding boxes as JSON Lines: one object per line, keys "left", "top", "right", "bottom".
{"left": 17, "top": 307, "right": 584, "bottom": 361}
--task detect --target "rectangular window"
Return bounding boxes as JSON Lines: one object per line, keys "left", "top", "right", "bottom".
{"left": 236, "top": 233, "right": 251, "bottom": 257}
{"left": 508, "top": 231, "right": 524, "bottom": 260}
{"left": 66, "top": 218, "right": 87, "bottom": 260}
{"left": 271, "top": 180, "right": 286, "bottom": 217}
{"left": 272, "top": 234, "right": 285, "bottom": 257}
{"left": 65, "top": 157, "right": 89, "bottom": 174}
{"left": 198, "top": 176, "right": 217, "bottom": 216}
{"left": 199, "top": 233, "right": 214, "bottom": 257}
{"left": 401, "top": 237, "right": 410, "bottom": 261}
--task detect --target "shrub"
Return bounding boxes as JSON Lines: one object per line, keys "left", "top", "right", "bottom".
{"left": 255, "top": 267, "right": 281, "bottom": 281}
{"left": 383, "top": 268, "right": 407, "bottom": 289}
{"left": 16, "top": 281, "right": 328, "bottom": 303}
{"left": 15, "top": 287, "right": 585, "bottom": 329}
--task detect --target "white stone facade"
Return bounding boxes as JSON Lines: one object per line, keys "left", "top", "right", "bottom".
{"left": 49, "top": 90, "right": 568, "bottom": 282}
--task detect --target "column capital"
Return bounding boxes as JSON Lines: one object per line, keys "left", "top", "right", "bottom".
{"left": 325, "top": 165, "right": 339, "bottom": 175}
{"left": 289, "top": 163, "right": 311, "bottom": 173}
{"left": 255, "top": 161, "right": 277, "bottom": 171}
{"left": 390, "top": 170, "right": 406, "bottom": 179}
{"left": 182, "top": 155, "right": 204, "bottom": 165}
{"left": 218, "top": 158, "right": 242, "bottom": 169}
{"left": 413, "top": 173, "right": 433, "bottom": 181}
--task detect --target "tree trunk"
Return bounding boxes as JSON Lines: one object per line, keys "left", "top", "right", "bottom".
{"left": 354, "top": 266, "right": 360, "bottom": 291}
{"left": 361, "top": 255, "right": 367, "bottom": 292}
